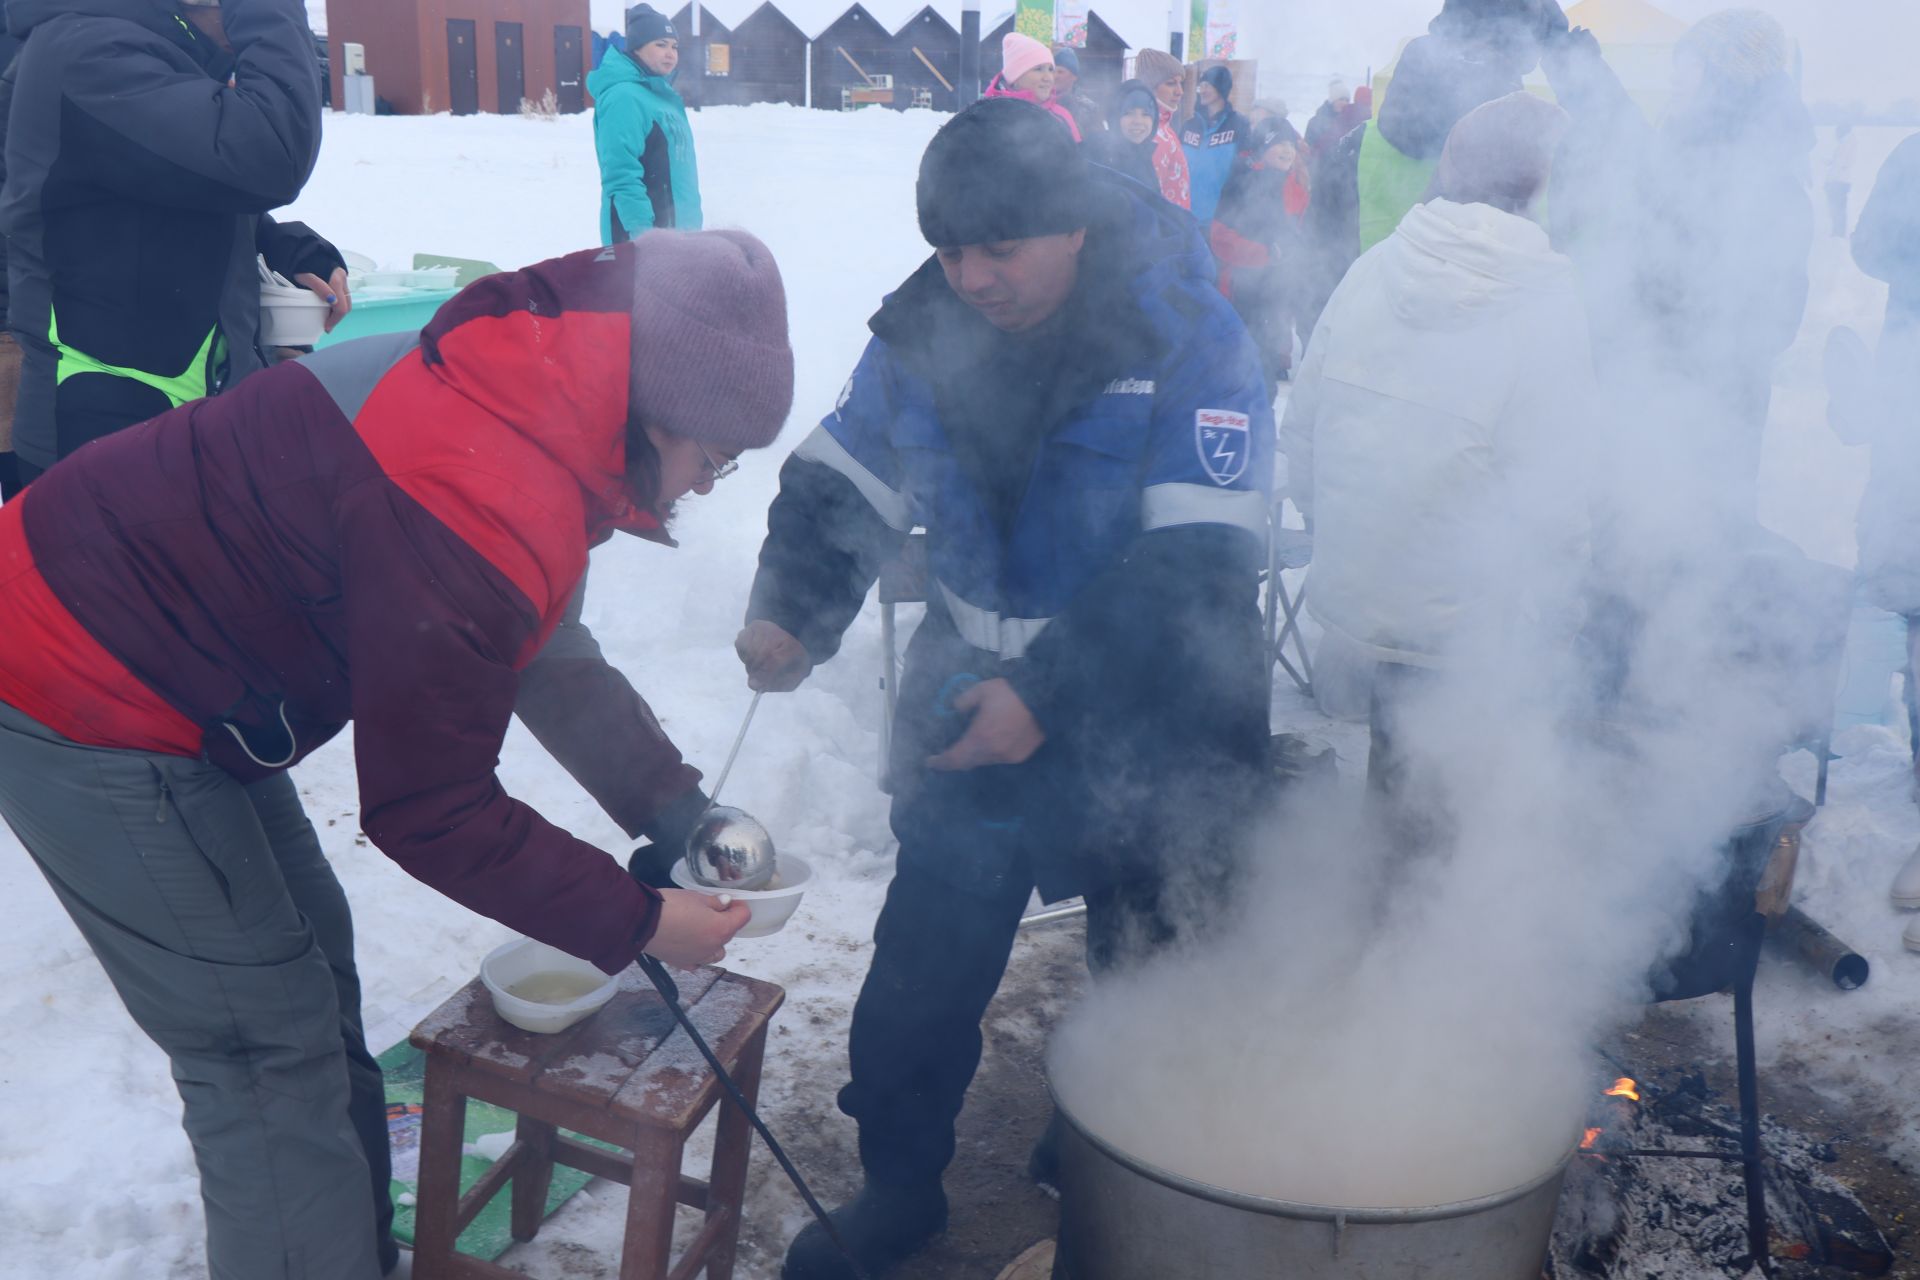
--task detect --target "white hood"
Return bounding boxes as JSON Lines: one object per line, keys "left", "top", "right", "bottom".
{"left": 1377, "top": 200, "right": 1578, "bottom": 331}
{"left": 1278, "top": 198, "right": 1598, "bottom": 667}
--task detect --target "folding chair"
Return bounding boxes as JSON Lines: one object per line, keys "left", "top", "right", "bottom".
{"left": 877, "top": 532, "right": 929, "bottom": 790}
{"left": 1264, "top": 511, "right": 1314, "bottom": 698}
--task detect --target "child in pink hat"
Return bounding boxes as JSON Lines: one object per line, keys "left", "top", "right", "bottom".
{"left": 984, "top": 31, "right": 1082, "bottom": 141}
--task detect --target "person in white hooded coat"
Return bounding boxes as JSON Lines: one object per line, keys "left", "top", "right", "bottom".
{"left": 1281, "top": 93, "right": 1597, "bottom": 804}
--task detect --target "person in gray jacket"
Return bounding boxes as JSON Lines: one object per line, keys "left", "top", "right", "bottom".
{"left": 0, "top": 0, "right": 350, "bottom": 483}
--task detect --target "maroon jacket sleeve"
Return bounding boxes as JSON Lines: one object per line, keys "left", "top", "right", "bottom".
{"left": 338, "top": 480, "right": 663, "bottom": 974}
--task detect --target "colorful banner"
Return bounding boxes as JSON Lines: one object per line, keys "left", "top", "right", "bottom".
{"left": 1188, "top": 0, "right": 1206, "bottom": 61}
{"left": 1054, "top": 0, "right": 1090, "bottom": 48}
{"left": 1015, "top": 0, "right": 1054, "bottom": 43}
{"left": 1204, "top": 0, "right": 1238, "bottom": 60}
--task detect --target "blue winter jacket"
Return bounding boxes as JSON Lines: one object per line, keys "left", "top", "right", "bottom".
{"left": 1181, "top": 103, "right": 1251, "bottom": 225}
{"left": 746, "top": 172, "right": 1273, "bottom": 899}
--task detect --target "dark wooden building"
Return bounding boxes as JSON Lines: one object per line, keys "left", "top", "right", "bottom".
{"left": 325, "top": 0, "right": 590, "bottom": 116}
{"left": 810, "top": 4, "right": 895, "bottom": 110}
{"left": 980, "top": 9, "right": 1127, "bottom": 103}
{"left": 889, "top": 6, "right": 960, "bottom": 112}
{"left": 723, "top": 2, "right": 810, "bottom": 106}
{"left": 667, "top": 4, "right": 735, "bottom": 106}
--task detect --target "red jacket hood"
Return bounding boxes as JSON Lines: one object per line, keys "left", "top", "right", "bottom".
{"left": 418, "top": 248, "right": 667, "bottom": 543}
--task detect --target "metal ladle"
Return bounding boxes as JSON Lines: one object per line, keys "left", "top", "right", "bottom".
{"left": 686, "top": 691, "right": 778, "bottom": 891}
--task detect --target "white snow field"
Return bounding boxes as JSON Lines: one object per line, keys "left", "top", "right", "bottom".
{"left": 0, "top": 103, "right": 1917, "bottom": 1279}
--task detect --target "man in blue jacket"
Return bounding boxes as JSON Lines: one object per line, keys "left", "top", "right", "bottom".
{"left": 1181, "top": 63, "right": 1251, "bottom": 226}
{"left": 736, "top": 99, "right": 1273, "bottom": 1280}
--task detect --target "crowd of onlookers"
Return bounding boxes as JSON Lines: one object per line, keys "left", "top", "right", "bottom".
{"left": 986, "top": 34, "right": 1378, "bottom": 388}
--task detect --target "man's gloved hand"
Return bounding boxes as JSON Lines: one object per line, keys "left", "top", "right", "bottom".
{"left": 926, "top": 677, "right": 1046, "bottom": 771}
{"left": 629, "top": 786, "right": 712, "bottom": 889}
{"left": 735, "top": 620, "right": 813, "bottom": 692}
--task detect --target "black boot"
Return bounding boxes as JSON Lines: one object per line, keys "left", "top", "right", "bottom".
{"left": 781, "top": 1180, "right": 947, "bottom": 1280}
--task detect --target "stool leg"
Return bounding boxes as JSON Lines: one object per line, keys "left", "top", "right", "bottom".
{"left": 703, "top": 1024, "right": 768, "bottom": 1280}
{"left": 621, "top": 1128, "right": 685, "bottom": 1280}
{"left": 413, "top": 1062, "right": 469, "bottom": 1280}
{"left": 510, "top": 1116, "right": 558, "bottom": 1243}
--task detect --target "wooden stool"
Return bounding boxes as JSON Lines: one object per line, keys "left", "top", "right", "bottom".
{"left": 409, "top": 964, "right": 785, "bottom": 1280}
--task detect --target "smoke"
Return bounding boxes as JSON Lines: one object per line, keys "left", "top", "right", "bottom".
{"left": 1051, "top": 3, "right": 1867, "bottom": 1210}
{"left": 1236, "top": 0, "right": 1918, "bottom": 111}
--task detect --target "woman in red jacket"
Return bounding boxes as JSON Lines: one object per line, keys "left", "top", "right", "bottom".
{"left": 1212, "top": 118, "right": 1313, "bottom": 387}
{"left": 0, "top": 230, "right": 791, "bottom": 1280}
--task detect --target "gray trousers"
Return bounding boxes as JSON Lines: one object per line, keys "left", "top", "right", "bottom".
{"left": 0, "top": 701, "right": 393, "bottom": 1279}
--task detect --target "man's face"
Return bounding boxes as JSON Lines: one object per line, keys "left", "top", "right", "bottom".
{"left": 1330, "top": 91, "right": 1351, "bottom": 110}
{"left": 1119, "top": 106, "right": 1155, "bottom": 144}
{"left": 638, "top": 37, "right": 679, "bottom": 76}
{"left": 1154, "top": 74, "right": 1184, "bottom": 112}
{"left": 1197, "top": 79, "right": 1222, "bottom": 111}
{"left": 1055, "top": 65, "right": 1078, "bottom": 93}
{"left": 937, "top": 230, "right": 1087, "bottom": 333}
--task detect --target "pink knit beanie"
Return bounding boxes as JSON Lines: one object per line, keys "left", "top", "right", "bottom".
{"left": 1001, "top": 32, "right": 1054, "bottom": 87}
{"left": 628, "top": 229, "right": 794, "bottom": 452}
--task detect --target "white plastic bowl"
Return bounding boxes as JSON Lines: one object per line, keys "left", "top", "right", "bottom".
{"left": 479, "top": 937, "right": 618, "bottom": 1034}
{"left": 670, "top": 852, "right": 813, "bottom": 938}
{"left": 258, "top": 283, "right": 331, "bottom": 348}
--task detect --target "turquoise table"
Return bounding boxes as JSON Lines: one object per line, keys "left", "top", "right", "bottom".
{"left": 313, "top": 288, "right": 458, "bottom": 349}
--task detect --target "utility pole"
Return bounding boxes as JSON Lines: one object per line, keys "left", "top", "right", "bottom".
{"left": 960, "top": 0, "right": 981, "bottom": 106}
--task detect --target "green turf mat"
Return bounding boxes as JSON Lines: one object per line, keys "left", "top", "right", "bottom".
{"left": 379, "top": 1039, "right": 610, "bottom": 1260}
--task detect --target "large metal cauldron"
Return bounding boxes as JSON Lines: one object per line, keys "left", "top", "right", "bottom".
{"left": 1052, "top": 1091, "right": 1570, "bottom": 1280}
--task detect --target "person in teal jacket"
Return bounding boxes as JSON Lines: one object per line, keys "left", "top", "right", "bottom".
{"left": 590, "top": 4, "right": 702, "bottom": 243}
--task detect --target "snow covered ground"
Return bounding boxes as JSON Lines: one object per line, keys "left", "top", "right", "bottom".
{"left": 0, "top": 103, "right": 1917, "bottom": 1279}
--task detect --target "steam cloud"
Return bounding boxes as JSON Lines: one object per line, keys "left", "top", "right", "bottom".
{"left": 1053, "top": 8, "right": 1865, "bottom": 1209}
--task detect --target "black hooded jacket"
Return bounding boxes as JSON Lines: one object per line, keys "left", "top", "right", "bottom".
{"left": 1085, "top": 80, "right": 1162, "bottom": 194}
{"left": 0, "top": 0, "right": 336, "bottom": 469}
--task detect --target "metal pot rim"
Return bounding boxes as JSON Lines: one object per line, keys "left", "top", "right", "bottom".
{"left": 1049, "top": 1081, "right": 1574, "bottom": 1225}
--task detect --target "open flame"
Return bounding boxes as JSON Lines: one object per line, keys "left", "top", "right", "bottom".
{"left": 1580, "top": 1127, "right": 1603, "bottom": 1151}
{"left": 1605, "top": 1077, "right": 1641, "bottom": 1102}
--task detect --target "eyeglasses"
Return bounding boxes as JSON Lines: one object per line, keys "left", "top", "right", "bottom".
{"left": 695, "top": 439, "right": 739, "bottom": 482}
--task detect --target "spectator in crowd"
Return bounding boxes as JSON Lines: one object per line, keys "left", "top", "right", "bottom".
{"left": 1088, "top": 79, "right": 1163, "bottom": 190}
{"left": 1842, "top": 133, "right": 1920, "bottom": 943}
{"left": 590, "top": 3, "right": 704, "bottom": 241}
{"left": 0, "top": 233, "right": 787, "bottom": 1280}
{"left": 1544, "top": 6, "right": 1813, "bottom": 516}
{"left": 984, "top": 32, "right": 1082, "bottom": 140}
{"left": 1051, "top": 44, "right": 1104, "bottom": 137}
{"left": 1282, "top": 93, "right": 1593, "bottom": 836}
{"left": 1365, "top": 0, "right": 1561, "bottom": 251}
{"left": 0, "top": 0, "right": 350, "bottom": 488}
{"left": 1211, "top": 118, "right": 1313, "bottom": 388}
{"left": 1248, "top": 97, "right": 1290, "bottom": 130}
{"left": 1306, "top": 78, "right": 1369, "bottom": 153}
{"left": 1825, "top": 122, "right": 1858, "bottom": 237}
{"left": 1132, "top": 47, "right": 1192, "bottom": 208}
{"left": 1181, "top": 63, "right": 1253, "bottom": 226}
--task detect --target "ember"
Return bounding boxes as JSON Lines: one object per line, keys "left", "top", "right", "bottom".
{"left": 1551, "top": 1067, "right": 1892, "bottom": 1278}
{"left": 1605, "top": 1078, "right": 1642, "bottom": 1103}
